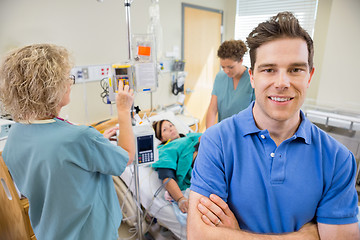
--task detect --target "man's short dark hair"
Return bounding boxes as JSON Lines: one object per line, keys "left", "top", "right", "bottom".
{"left": 246, "top": 11, "right": 314, "bottom": 72}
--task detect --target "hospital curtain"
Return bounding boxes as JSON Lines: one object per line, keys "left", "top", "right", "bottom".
{"left": 234, "top": 0, "right": 318, "bottom": 68}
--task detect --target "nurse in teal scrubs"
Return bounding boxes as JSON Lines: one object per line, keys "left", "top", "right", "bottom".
{"left": 0, "top": 44, "right": 135, "bottom": 240}
{"left": 206, "top": 39, "right": 255, "bottom": 128}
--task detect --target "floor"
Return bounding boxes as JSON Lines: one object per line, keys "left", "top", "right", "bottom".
{"left": 118, "top": 221, "right": 179, "bottom": 240}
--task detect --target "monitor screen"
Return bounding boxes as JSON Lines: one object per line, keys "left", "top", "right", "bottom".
{"left": 115, "top": 68, "right": 128, "bottom": 75}
{"left": 137, "top": 135, "right": 153, "bottom": 153}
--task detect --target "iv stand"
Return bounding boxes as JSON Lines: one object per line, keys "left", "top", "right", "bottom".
{"left": 124, "top": 1, "right": 144, "bottom": 240}
{"left": 124, "top": 0, "right": 132, "bottom": 61}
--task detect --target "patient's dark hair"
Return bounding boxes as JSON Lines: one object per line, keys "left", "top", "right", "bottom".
{"left": 246, "top": 11, "right": 314, "bottom": 72}
{"left": 152, "top": 120, "right": 170, "bottom": 141}
{"left": 152, "top": 120, "right": 184, "bottom": 144}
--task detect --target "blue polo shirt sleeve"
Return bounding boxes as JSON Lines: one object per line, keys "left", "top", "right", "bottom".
{"left": 190, "top": 129, "right": 228, "bottom": 200}
{"left": 316, "top": 150, "right": 359, "bottom": 224}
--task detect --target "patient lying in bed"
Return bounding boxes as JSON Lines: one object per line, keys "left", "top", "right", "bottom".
{"left": 151, "top": 119, "right": 201, "bottom": 214}
{"left": 114, "top": 112, "right": 201, "bottom": 239}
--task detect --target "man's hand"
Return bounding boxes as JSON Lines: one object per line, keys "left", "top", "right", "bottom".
{"left": 197, "top": 194, "right": 240, "bottom": 230}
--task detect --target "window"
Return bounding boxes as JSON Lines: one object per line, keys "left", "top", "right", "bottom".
{"left": 235, "top": 0, "right": 318, "bottom": 68}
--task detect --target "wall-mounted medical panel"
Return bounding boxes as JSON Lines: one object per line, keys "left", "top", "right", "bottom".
{"left": 70, "top": 64, "right": 111, "bottom": 83}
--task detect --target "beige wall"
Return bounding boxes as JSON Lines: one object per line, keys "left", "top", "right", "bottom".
{"left": 223, "top": 0, "right": 237, "bottom": 41}
{"left": 0, "top": 0, "right": 228, "bottom": 124}
{"left": 313, "top": 0, "right": 360, "bottom": 113}
{"left": 1, "top": 0, "right": 358, "bottom": 124}
{"left": 307, "top": 0, "right": 333, "bottom": 102}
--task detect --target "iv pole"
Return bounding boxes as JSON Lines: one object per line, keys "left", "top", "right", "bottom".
{"left": 124, "top": 1, "right": 144, "bottom": 240}
{"left": 124, "top": 0, "right": 132, "bottom": 61}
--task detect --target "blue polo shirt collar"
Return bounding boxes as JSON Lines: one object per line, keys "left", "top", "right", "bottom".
{"left": 238, "top": 102, "right": 311, "bottom": 145}
{"left": 295, "top": 110, "right": 312, "bottom": 144}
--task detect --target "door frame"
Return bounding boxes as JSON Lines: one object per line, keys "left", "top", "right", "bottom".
{"left": 181, "top": 3, "right": 224, "bottom": 60}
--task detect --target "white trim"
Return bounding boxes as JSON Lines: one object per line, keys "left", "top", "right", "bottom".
{"left": 18, "top": 119, "right": 56, "bottom": 124}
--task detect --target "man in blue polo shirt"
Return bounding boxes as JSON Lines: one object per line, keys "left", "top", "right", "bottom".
{"left": 188, "top": 12, "right": 359, "bottom": 239}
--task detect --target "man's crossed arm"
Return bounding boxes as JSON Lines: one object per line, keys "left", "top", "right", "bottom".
{"left": 187, "top": 191, "right": 360, "bottom": 240}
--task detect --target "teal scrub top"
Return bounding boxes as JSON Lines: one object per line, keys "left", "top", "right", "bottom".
{"left": 212, "top": 69, "right": 254, "bottom": 122}
{"left": 152, "top": 132, "right": 202, "bottom": 191}
{"left": 3, "top": 118, "right": 129, "bottom": 240}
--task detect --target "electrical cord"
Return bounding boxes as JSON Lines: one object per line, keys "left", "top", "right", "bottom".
{"left": 142, "top": 172, "right": 170, "bottom": 218}
{"left": 116, "top": 174, "right": 140, "bottom": 240}
{"left": 142, "top": 177, "right": 188, "bottom": 238}
{"left": 121, "top": 167, "right": 151, "bottom": 235}
{"left": 100, "top": 77, "right": 113, "bottom": 104}
{"left": 118, "top": 225, "right": 138, "bottom": 240}
{"left": 127, "top": 167, "right": 175, "bottom": 235}
{"left": 119, "top": 175, "right": 136, "bottom": 222}
{"left": 122, "top": 167, "right": 185, "bottom": 239}
{"left": 172, "top": 80, "right": 184, "bottom": 96}
{"left": 143, "top": 202, "right": 173, "bottom": 234}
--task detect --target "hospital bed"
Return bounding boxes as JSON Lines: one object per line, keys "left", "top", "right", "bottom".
{"left": 115, "top": 111, "right": 195, "bottom": 239}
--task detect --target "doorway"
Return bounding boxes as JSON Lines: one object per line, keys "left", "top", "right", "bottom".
{"left": 182, "top": 4, "right": 223, "bottom": 132}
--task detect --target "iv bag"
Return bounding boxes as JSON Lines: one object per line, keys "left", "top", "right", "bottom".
{"left": 147, "top": 0, "right": 163, "bottom": 60}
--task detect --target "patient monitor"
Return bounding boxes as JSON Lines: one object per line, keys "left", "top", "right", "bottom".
{"left": 133, "top": 124, "right": 158, "bottom": 165}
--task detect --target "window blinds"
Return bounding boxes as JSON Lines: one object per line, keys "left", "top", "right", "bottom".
{"left": 234, "top": 0, "right": 318, "bottom": 68}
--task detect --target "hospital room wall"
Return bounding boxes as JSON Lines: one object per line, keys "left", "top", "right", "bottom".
{"left": 310, "top": 0, "right": 360, "bottom": 113}
{"left": 1, "top": 0, "right": 359, "bottom": 125}
{"left": 0, "top": 0, "right": 228, "bottom": 125}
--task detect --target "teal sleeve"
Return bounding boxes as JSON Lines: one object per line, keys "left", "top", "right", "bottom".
{"left": 80, "top": 127, "right": 129, "bottom": 176}
{"left": 211, "top": 71, "right": 222, "bottom": 96}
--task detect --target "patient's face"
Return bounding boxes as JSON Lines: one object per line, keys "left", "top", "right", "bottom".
{"left": 160, "top": 121, "right": 180, "bottom": 142}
